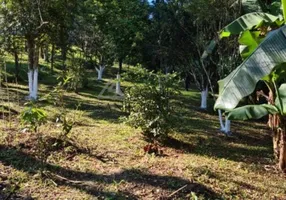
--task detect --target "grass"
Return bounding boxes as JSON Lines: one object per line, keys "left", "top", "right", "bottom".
{"left": 0, "top": 57, "right": 286, "bottom": 199}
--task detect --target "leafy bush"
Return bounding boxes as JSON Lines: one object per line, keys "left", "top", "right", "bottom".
{"left": 66, "top": 57, "right": 88, "bottom": 91}
{"left": 122, "top": 66, "right": 150, "bottom": 83}
{"left": 123, "top": 71, "right": 180, "bottom": 140}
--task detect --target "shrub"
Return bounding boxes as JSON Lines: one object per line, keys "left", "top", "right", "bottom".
{"left": 123, "top": 71, "right": 180, "bottom": 140}
{"left": 66, "top": 57, "right": 88, "bottom": 91}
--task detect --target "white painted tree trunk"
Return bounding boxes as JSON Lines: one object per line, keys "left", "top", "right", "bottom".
{"left": 224, "top": 120, "right": 231, "bottom": 134}
{"left": 96, "top": 66, "right": 105, "bottom": 80}
{"left": 116, "top": 74, "right": 123, "bottom": 96}
{"left": 200, "top": 87, "right": 208, "bottom": 109}
{"left": 27, "top": 69, "right": 38, "bottom": 100}
{"left": 218, "top": 109, "right": 225, "bottom": 131}
{"left": 218, "top": 109, "right": 231, "bottom": 135}
{"left": 28, "top": 70, "right": 33, "bottom": 97}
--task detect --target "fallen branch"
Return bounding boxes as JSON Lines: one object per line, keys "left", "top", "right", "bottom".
{"left": 167, "top": 184, "right": 188, "bottom": 198}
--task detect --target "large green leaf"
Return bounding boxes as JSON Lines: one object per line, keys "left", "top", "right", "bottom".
{"left": 227, "top": 104, "right": 278, "bottom": 120}
{"left": 275, "top": 83, "right": 286, "bottom": 115}
{"left": 219, "top": 12, "right": 279, "bottom": 38}
{"left": 238, "top": 30, "right": 264, "bottom": 58}
{"left": 202, "top": 12, "right": 280, "bottom": 60}
{"left": 215, "top": 25, "right": 286, "bottom": 111}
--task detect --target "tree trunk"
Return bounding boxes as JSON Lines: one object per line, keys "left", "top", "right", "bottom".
{"left": 116, "top": 73, "right": 123, "bottom": 96}
{"left": 279, "top": 122, "right": 286, "bottom": 171}
{"left": 44, "top": 45, "right": 49, "bottom": 62}
{"left": 61, "top": 46, "right": 67, "bottom": 71}
{"left": 96, "top": 66, "right": 105, "bottom": 80}
{"left": 274, "top": 129, "right": 280, "bottom": 160}
{"left": 26, "top": 37, "right": 39, "bottom": 100}
{"left": 50, "top": 44, "right": 55, "bottom": 73}
{"left": 14, "top": 51, "right": 19, "bottom": 80}
{"left": 218, "top": 109, "right": 231, "bottom": 135}
{"left": 224, "top": 120, "right": 231, "bottom": 134}
{"left": 119, "top": 58, "right": 123, "bottom": 74}
{"left": 218, "top": 110, "right": 225, "bottom": 131}
{"left": 200, "top": 87, "right": 208, "bottom": 109}
{"left": 27, "top": 37, "right": 35, "bottom": 70}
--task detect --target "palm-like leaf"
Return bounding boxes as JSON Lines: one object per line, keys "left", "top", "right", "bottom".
{"left": 215, "top": 25, "right": 286, "bottom": 111}
{"left": 220, "top": 12, "right": 279, "bottom": 38}
{"left": 227, "top": 104, "right": 278, "bottom": 120}
{"left": 202, "top": 12, "right": 280, "bottom": 59}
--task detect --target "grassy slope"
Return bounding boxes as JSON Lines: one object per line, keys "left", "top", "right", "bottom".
{"left": 0, "top": 58, "right": 286, "bottom": 200}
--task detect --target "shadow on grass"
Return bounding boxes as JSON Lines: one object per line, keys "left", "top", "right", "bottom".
{"left": 0, "top": 145, "right": 221, "bottom": 199}
{"left": 64, "top": 96, "right": 124, "bottom": 123}
{"left": 161, "top": 131, "right": 273, "bottom": 165}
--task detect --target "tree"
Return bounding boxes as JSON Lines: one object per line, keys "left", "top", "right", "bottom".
{"left": 1, "top": 0, "right": 52, "bottom": 99}
{"left": 97, "top": 0, "right": 150, "bottom": 74}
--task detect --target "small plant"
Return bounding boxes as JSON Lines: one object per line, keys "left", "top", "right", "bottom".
{"left": 43, "top": 75, "right": 81, "bottom": 140}
{"left": 123, "top": 71, "right": 180, "bottom": 141}
{"left": 20, "top": 103, "right": 47, "bottom": 133}
{"left": 20, "top": 102, "right": 48, "bottom": 171}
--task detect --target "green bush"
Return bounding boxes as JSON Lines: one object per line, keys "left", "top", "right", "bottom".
{"left": 123, "top": 71, "right": 180, "bottom": 140}
{"left": 66, "top": 58, "right": 88, "bottom": 91}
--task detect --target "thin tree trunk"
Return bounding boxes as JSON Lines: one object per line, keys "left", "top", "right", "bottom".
{"left": 14, "top": 51, "right": 19, "bottom": 80}
{"left": 119, "top": 58, "right": 123, "bottom": 74}
{"left": 116, "top": 73, "right": 123, "bottom": 96}
{"left": 200, "top": 87, "right": 208, "bottom": 109}
{"left": 51, "top": 44, "right": 55, "bottom": 73}
{"left": 279, "top": 121, "right": 286, "bottom": 171}
{"left": 61, "top": 46, "right": 67, "bottom": 71}
{"left": 218, "top": 110, "right": 225, "bottom": 131}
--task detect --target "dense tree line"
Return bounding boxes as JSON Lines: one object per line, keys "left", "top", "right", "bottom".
{"left": 0, "top": 0, "right": 243, "bottom": 98}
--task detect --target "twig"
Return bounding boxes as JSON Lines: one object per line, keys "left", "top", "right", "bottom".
{"left": 167, "top": 184, "right": 188, "bottom": 198}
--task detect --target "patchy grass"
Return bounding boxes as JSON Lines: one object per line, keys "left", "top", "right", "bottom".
{"left": 0, "top": 61, "right": 286, "bottom": 199}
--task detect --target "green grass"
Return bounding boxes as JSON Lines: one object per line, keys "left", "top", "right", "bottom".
{"left": 0, "top": 56, "right": 285, "bottom": 199}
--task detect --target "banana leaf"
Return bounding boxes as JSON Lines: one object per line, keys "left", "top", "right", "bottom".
{"left": 275, "top": 83, "right": 286, "bottom": 115}
{"left": 202, "top": 12, "right": 280, "bottom": 60}
{"left": 227, "top": 104, "right": 278, "bottom": 120}
{"left": 238, "top": 30, "right": 264, "bottom": 58}
{"left": 240, "top": 0, "right": 265, "bottom": 13}
{"left": 219, "top": 12, "right": 279, "bottom": 38}
{"left": 215, "top": 25, "right": 286, "bottom": 111}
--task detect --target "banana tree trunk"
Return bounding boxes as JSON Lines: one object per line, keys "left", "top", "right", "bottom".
{"left": 279, "top": 119, "right": 286, "bottom": 171}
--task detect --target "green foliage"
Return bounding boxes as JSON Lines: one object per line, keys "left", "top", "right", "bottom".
{"left": 42, "top": 75, "right": 81, "bottom": 139}
{"left": 219, "top": 12, "right": 280, "bottom": 39}
{"left": 66, "top": 57, "right": 88, "bottom": 91}
{"left": 227, "top": 104, "right": 278, "bottom": 120}
{"left": 20, "top": 104, "right": 47, "bottom": 133}
{"left": 123, "top": 71, "right": 180, "bottom": 140}
{"left": 122, "top": 66, "right": 150, "bottom": 83}
{"left": 215, "top": 26, "right": 286, "bottom": 111}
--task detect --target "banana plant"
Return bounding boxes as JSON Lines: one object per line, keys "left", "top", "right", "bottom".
{"left": 226, "top": 78, "right": 286, "bottom": 170}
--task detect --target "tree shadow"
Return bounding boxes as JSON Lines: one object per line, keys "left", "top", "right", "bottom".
{"left": 161, "top": 127, "right": 273, "bottom": 166}
{"left": 0, "top": 145, "right": 222, "bottom": 199}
